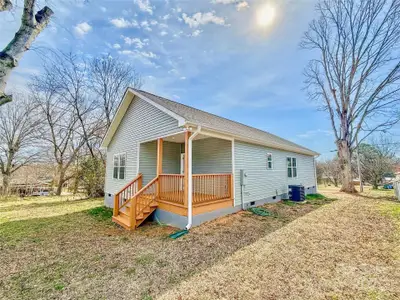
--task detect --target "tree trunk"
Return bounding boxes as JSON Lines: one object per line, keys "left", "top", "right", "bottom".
{"left": 56, "top": 168, "right": 65, "bottom": 196}
{"left": 337, "top": 139, "right": 357, "bottom": 193}
{"left": 0, "top": 1, "right": 53, "bottom": 105}
{"left": 2, "top": 173, "right": 10, "bottom": 195}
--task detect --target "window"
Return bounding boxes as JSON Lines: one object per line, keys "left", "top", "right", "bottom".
{"left": 113, "top": 153, "right": 126, "bottom": 180}
{"left": 267, "top": 153, "right": 273, "bottom": 169}
{"left": 287, "top": 157, "right": 297, "bottom": 178}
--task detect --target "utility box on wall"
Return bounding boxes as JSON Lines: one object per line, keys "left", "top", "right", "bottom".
{"left": 240, "top": 169, "right": 248, "bottom": 186}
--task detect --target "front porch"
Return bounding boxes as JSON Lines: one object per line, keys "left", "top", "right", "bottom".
{"left": 112, "top": 131, "right": 234, "bottom": 230}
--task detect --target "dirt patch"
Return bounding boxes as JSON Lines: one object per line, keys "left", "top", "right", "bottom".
{"left": 0, "top": 195, "right": 331, "bottom": 299}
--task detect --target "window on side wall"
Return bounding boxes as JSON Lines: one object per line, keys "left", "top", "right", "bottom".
{"left": 113, "top": 153, "right": 126, "bottom": 180}
{"left": 287, "top": 157, "right": 297, "bottom": 178}
{"left": 267, "top": 153, "right": 273, "bottom": 169}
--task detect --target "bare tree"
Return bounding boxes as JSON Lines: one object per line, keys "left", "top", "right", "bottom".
{"left": 319, "top": 158, "right": 342, "bottom": 187}
{"left": 0, "top": 93, "right": 41, "bottom": 193}
{"left": 44, "top": 52, "right": 103, "bottom": 158}
{"left": 301, "top": 0, "right": 400, "bottom": 192}
{"left": 358, "top": 136, "right": 397, "bottom": 189}
{"left": 90, "top": 54, "right": 142, "bottom": 127}
{"left": 0, "top": 0, "right": 53, "bottom": 105}
{"left": 30, "top": 75, "right": 86, "bottom": 195}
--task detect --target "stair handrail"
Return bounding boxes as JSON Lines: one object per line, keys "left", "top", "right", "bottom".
{"left": 113, "top": 173, "right": 143, "bottom": 216}
{"left": 129, "top": 176, "right": 159, "bottom": 226}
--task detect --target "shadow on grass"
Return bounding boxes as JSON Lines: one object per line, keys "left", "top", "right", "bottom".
{"left": 355, "top": 192, "right": 397, "bottom": 202}
{"left": 0, "top": 206, "right": 116, "bottom": 246}
{"left": 0, "top": 198, "right": 96, "bottom": 213}
{"left": 0, "top": 199, "right": 338, "bottom": 299}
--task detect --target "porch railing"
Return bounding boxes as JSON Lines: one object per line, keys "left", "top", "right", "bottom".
{"left": 159, "top": 174, "right": 185, "bottom": 205}
{"left": 113, "top": 173, "right": 142, "bottom": 216}
{"left": 192, "top": 173, "right": 232, "bottom": 204}
{"left": 132, "top": 177, "right": 158, "bottom": 218}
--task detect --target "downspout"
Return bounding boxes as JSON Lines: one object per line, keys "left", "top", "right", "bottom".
{"left": 314, "top": 155, "right": 319, "bottom": 193}
{"left": 185, "top": 126, "right": 201, "bottom": 230}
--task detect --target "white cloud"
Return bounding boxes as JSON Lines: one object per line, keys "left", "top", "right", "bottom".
{"left": 182, "top": 11, "right": 226, "bottom": 28}
{"left": 110, "top": 18, "right": 138, "bottom": 28}
{"left": 150, "top": 19, "right": 158, "bottom": 25}
{"left": 212, "top": 0, "right": 236, "bottom": 3}
{"left": 297, "top": 129, "right": 333, "bottom": 139}
{"left": 123, "top": 37, "right": 148, "bottom": 49}
{"left": 160, "top": 30, "right": 168, "bottom": 36}
{"left": 100, "top": 6, "right": 106, "bottom": 12}
{"left": 236, "top": 1, "right": 249, "bottom": 10}
{"left": 134, "top": 0, "right": 153, "bottom": 14}
{"left": 191, "top": 29, "right": 203, "bottom": 37}
{"left": 74, "top": 22, "right": 92, "bottom": 37}
{"left": 173, "top": 31, "right": 183, "bottom": 38}
{"left": 180, "top": 76, "right": 186, "bottom": 80}
{"left": 113, "top": 43, "right": 121, "bottom": 49}
{"left": 159, "top": 23, "right": 168, "bottom": 29}
{"left": 140, "top": 51, "right": 157, "bottom": 58}
{"left": 162, "top": 14, "right": 170, "bottom": 20}
{"left": 119, "top": 50, "right": 158, "bottom": 66}
{"left": 141, "top": 20, "right": 152, "bottom": 31}
{"left": 212, "top": 0, "right": 249, "bottom": 11}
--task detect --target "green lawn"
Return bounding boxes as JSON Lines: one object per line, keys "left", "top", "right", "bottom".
{"left": 0, "top": 189, "right": 398, "bottom": 299}
{"left": 0, "top": 194, "right": 332, "bottom": 299}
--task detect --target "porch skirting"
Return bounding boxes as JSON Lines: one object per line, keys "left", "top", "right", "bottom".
{"left": 105, "top": 186, "right": 318, "bottom": 229}
{"left": 152, "top": 194, "right": 283, "bottom": 229}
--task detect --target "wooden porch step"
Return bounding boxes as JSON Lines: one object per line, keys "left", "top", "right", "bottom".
{"left": 119, "top": 206, "right": 130, "bottom": 217}
{"left": 112, "top": 215, "right": 132, "bottom": 230}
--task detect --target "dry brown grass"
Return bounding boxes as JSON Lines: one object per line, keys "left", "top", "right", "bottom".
{"left": 159, "top": 187, "right": 400, "bottom": 300}
{"left": 0, "top": 194, "right": 329, "bottom": 299}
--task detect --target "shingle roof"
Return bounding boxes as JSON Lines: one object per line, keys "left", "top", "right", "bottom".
{"left": 133, "top": 89, "right": 318, "bottom": 156}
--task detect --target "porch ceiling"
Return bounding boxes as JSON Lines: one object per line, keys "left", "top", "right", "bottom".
{"left": 163, "top": 132, "right": 209, "bottom": 143}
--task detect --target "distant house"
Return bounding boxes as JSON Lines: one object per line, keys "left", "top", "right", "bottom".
{"left": 101, "top": 88, "right": 319, "bottom": 230}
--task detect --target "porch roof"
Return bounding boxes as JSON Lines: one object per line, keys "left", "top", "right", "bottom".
{"left": 102, "top": 88, "right": 319, "bottom": 156}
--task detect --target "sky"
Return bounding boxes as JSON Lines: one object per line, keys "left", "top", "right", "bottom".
{"left": 1, "top": 0, "right": 399, "bottom": 159}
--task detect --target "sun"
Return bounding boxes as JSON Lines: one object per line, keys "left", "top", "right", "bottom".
{"left": 257, "top": 3, "right": 276, "bottom": 27}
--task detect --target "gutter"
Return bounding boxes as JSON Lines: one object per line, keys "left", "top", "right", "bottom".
{"left": 185, "top": 126, "right": 201, "bottom": 230}
{"left": 183, "top": 122, "right": 319, "bottom": 157}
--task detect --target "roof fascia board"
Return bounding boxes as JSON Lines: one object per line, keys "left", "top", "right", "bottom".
{"left": 101, "top": 88, "right": 187, "bottom": 148}
{"left": 185, "top": 122, "right": 319, "bottom": 156}
{"left": 100, "top": 88, "right": 133, "bottom": 148}
{"left": 128, "top": 88, "right": 186, "bottom": 126}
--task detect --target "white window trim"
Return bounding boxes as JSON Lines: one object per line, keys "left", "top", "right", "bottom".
{"left": 113, "top": 152, "right": 127, "bottom": 180}
{"left": 287, "top": 156, "right": 298, "bottom": 178}
{"left": 267, "top": 153, "right": 273, "bottom": 170}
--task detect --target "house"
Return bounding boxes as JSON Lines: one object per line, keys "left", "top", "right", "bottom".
{"left": 101, "top": 88, "right": 319, "bottom": 230}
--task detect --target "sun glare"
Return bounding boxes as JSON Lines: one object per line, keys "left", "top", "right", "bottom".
{"left": 257, "top": 3, "right": 276, "bottom": 28}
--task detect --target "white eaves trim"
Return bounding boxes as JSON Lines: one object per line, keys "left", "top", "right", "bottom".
{"left": 129, "top": 88, "right": 186, "bottom": 127}
{"left": 101, "top": 88, "right": 187, "bottom": 148}
{"left": 185, "top": 123, "right": 319, "bottom": 156}
{"left": 101, "top": 88, "right": 319, "bottom": 157}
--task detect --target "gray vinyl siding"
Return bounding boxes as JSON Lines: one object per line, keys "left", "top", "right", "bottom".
{"left": 234, "top": 141, "right": 316, "bottom": 206}
{"left": 139, "top": 141, "right": 157, "bottom": 185}
{"left": 162, "top": 141, "right": 181, "bottom": 174}
{"left": 138, "top": 141, "right": 181, "bottom": 184}
{"left": 105, "top": 96, "right": 183, "bottom": 195}
{"left": 192, "top": 138, "right": 232, "bottom": 174}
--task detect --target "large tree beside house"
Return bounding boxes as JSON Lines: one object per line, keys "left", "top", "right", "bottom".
{"left": 0, "top": 0, "right": 53, "bottom": 106}
{"left": 301, "top": 0, "right": 400, "bottom": 192}
{"left": 0, "top": 93, "right": 41, "bottom": 193}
